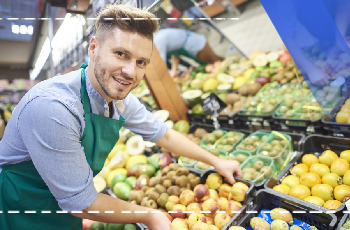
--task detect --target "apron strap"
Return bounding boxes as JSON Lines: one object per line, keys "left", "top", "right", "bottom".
{"left": 80, "top": 65, "right": 92, "bottom": 114}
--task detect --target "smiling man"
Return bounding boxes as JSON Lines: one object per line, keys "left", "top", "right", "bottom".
{"left": 0, "top": 5, "right": 242, "bottom": 230}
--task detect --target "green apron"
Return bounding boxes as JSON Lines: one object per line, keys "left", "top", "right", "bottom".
{"left": 167, "top": 32, "right": 206, "bottom": 65}
{"left": 0, "top": 64, "right": 125, "bottom": 229}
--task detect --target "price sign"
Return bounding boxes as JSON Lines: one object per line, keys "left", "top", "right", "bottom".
{"left": 200, "top": 93, "right": 226, "bottom": 116}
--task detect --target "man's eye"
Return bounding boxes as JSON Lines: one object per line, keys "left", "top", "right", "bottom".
{"left": 137, "top": 60, "right": 146, "bottom": 66}
{"left": 116, "top": 51, "right": 125, "bottom": 57}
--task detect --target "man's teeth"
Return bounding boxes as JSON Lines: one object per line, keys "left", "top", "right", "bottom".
{"left": 116, "top": 78, "right": 130, "bottom": 85}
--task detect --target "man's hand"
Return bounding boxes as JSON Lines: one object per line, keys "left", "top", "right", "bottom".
{"left": 307, "top": 67, "right": 330, "bottom": 86}
{"left": 144, "top": 212, "right": 172, "bottom": 230}
{"left": 212, "top": 159, "right": 242, "bottom": 184}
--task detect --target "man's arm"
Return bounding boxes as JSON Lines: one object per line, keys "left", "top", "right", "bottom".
{"left": 71, "top": 193, "right": 171, "bottom": 229}
{"left": 170, "top": 55, "right": 180, "bottom": 78}
{"left": 156, "top": 128, "right": 242, "bottom": 184}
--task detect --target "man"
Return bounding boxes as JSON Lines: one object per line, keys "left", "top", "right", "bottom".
{"left": 154, "top": 28, "right": 224, "bottom": 77}
{"left": 0, "top": 5, "right": 241, "bottom": 230}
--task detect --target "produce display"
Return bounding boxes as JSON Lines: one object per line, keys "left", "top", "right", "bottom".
{"left": 228, "top": 208, "right": 319, "bottom": 230}
{"left": 339, "top": 215, "right": 350, "bottom": 230}
{"left": 273, "top": 150, "right": 350, "bottom": 209}
{"left": 240, "top": 156, "right": 275, "bottom": 183}
{"left": 83, "top": 220, "right": 138, "bottom": 230}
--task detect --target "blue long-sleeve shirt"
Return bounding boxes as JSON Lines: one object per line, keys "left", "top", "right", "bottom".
{"left": 0, "top": 68, "right": 167, "bottom": 212}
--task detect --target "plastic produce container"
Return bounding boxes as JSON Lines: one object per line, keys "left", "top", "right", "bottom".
{"left": 264, "top": 134, "right": 350, "bottom": 216}
{"left": 214, "top": 131, "right": 244, "bottom": 153}
{"left": 228, "top": 150, "right": 252, "bottom": 166}
{"left": 240, "top": 155, "right": 277, "bottom": 184}
{"left": 236, "top": 130, "right": 271, "bottom": 155}
{"left": 199, "top": 129, "right": 227, "bottom": 149}
{"left": 256, "top": 131, "right": 293, "bottom": 170}
{"left": 223, "top": 189, "right": 337, "bottom": 230}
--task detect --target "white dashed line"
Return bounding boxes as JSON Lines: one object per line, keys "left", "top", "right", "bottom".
{"left": 8, "top": 211, "right": 19, "bottom": 213}
{"left": 105, "top": 211, "right": 114, "bottom": 214}
{"left": 88, "top": 211, "right": 99, "bottom": 214}
{"left": 104, "top": 18, "right": 114, "bottom": 20}
{"left": 41, "top": 211, "right": 51, "bottom": 214}
{"left": 343, "top": 211, "right": 350, "bottom": 214}
{"left": 71, "top": 211, "right": 83, "bottom": 214}
{"left": 56, "top": 211, "right": 68, "bottom": 213}
{"left": 6, "top": 18, "right": 19, "bottom": 20}
{"left": 326, "top": 211, "right": 336, "bottom": 214}
{"left": 23, "top": 18, "right": 36, "bottom": 20}
{"left": 24, "top": 211, "right": 36, "bottom": 213}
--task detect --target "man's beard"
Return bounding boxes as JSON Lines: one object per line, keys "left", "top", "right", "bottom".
{"left": 94, "top": 55, "right": 138, "bottom": 100}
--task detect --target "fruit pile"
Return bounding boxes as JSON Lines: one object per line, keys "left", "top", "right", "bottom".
{"left": 336, "top": 97, "right": 350, "bottom": 124}
{"left": 168, "top": 172, "right": 249, "bottom": 230}
{"left": 241, "top": 95, "right": 283, "bottom": 115}
{"left": 257, "top": 135, "right": 290, "bottom": 167}
{"left": 236, "top": 132, "right": 269, "bottom": 153}
{"left": 229, "top": 208, "right": 319, "bottom": 230}
{"left": 240, "top": 156, "right": 275, "bottom": 183}
{"left": 273, "top": 150, "right": 350, "bottom": 209}
{"left": 129, "top": 163, "right": 201, "bottom": 211}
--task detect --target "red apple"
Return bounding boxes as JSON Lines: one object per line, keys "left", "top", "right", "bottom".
{"left": 134, "top": 175, "right": 149, "bottom": 190}
{"left": 159, "top": 153, "right": 172, "bottom": 169}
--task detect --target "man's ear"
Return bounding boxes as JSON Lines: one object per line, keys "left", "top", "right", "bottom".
{"left": 88, "top": 36, "right": 98, "bottom": 62}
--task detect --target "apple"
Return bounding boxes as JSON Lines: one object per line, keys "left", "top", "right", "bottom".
{"left": 159, "top": 153, "right": 172, "bottom": 169}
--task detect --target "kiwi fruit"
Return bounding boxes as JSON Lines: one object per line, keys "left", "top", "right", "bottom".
{"left": 242, "top": 168, "right": 256, "bottom": 174}
{"left": 236, "top": 154, "right": 248, "bottom": 163}
{"left": 273, "top": 144, "right": 283, "bottom": 151}
{"left": 188, "top": 173, "right": 196, "bottom": 180}
{"left": 252, "top": 172, "right": 263, "bottom": 181}
{"left": 226, "top": 132, "right": 235, "bottom": 138}
{"left": 136, "top": 191, "right": 145, "bottom": 204}
{"left": 253, "top": 141, "right": 262, "bottom": 148}
{"left": 209, "top": 149, "right": 221, "bottom": 156}
{"left": 187, "top": 183, "right": 191, "bottom": 190}
{"left": 162, "top": 166, "right": 171, "bottom": 175}
{"left": 149, "top": 177, "right": 159, "bottom": 187}
{"left": 261, "top": 135, "right": 269, "bottom": 142}
{"left": 167, "top": 171, "right": 177, "bottom": 180}
{"left": 253, "top": 161, "right": 264, "bottom": 171}
{"left": 148, "top": 191, "right": 160, "bottom": 201}
{"left": 130, "top": 200, "right": 137, "bottom": 205}
{"left": 128, "top": 190, "right": 138, "bottom": 202}
{"left": 169, "top": 163, "right": 180, "bottom": 171}
{"left": 176, "top": 167, "right": 189, "bottom": 176}
{"left": 157, "top": 193, "right": 169, "bottom": 208}
{"left": 271, "top": 140, "right": 280, "bottom": 146}
{"left": 269, "top": 149, "right": 280, "bottom": 157}
{"left": 155, "top": 184, "right": 166, "bottom": 194}
{"left": 227, "top": 156, "right": 237, "bottom": 161}
{"left": 162, "top": 175, "right": 168, "bottom": 181}
{"left": 141, "top": 186, "right": 150, "bottom": 193}
{"left": 145, "top": 188, "right": 156, "bottom": 196}
{"left": 162, "top": 179, "right": 172, "bottom": 189}
{"left": 171, "top": 176, "right": 178, "bottom": 185}
{"left": 251, "top": 136, "right": 260, "bottom": 141}
{"left": 167, "top": 186, "right": 181, "bottom": 196}
{"left": 244, "top": 137, "right": 254, "bottom": 145}
{"left": 237, "top": 144, "right": 245, "bottom": 150}
{"left": 176, "top": 175, "right": 189, "bottom": 188}
{"left": 280, "top": 140, "right": 288, "bottom": 146}
{"left": 245, "top": 145, "right": 255, "bottom": 151}
{"left": 260, "top": 166, "right": 273, "bottom": 178}
{"left": 146, "top": 199, "right": 158, "bottom": 209}
{"left": 141, "top": 196, "right": 149, "bottom": 206}
{"left": 190, "top": 177, "right": 200, "bottom": 189}
{"left": 221, "top": 139, "right": 228, "bottom": 145}
{"left": 242, "top": 172, "right": 253, "bottom": 180}
{"left": 214, "top": 130, "right": 225, "bottom": 139}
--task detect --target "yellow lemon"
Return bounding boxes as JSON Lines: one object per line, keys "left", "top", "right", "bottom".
{"left": 304, "top": 196, "right": 325, "bottom": 207}
{"left": 108, "top": 143, "right": 126, "bottom": 161}
{"left": 309, "top": 163, "right": 330, "bottom": 178}
{"left": 319, "top": 150, "right": 338, "bottom": 167}
{"left": 290, "top": 185, "right": 311, "bottom": 200}
{"left": 291, "top": 164, "right": 309, "bottom": 177}
{"left": 311, "top": 184, "right": 334, "bottom": 202}
{"left": 302, "top": 154, "right": 319, "bottom": 167}
{"left": 340, "top": 150, "right": 350, "bottom": 163}
{"left": 324, "top": 200, "right": 342, "bottom": 209}
{"left": 281, "top": 175, "right": 300, "bottom": 189}
{"left": 273, "top": 184, "right": 291, "bottom": 195}
{"left": 322, "top": 173, "right": 343, "bottom": 188}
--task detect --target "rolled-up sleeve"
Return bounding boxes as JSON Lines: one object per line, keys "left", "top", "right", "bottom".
{"left": 17, "top": 96, "right": 97, "bottom": 212}
{"left": 121, "top": 94, "right": 167, "bottom": 143}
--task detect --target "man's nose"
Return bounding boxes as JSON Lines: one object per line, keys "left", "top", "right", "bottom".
{"left": 122, "top": 60, "right": 136, "bottom": 78}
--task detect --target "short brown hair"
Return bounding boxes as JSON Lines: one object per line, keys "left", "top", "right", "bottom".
{"left": 95, "top": 5, "right": 159, "bottom": 43}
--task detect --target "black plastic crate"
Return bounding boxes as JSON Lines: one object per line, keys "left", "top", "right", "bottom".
{"left": 322, "top": 96, "right": 350, "bottom": 137}
{"left": 272, "top": 112, "right": 325, "bottom": 135}
{"left": 187, "top": 110, "right": 214, "bottom": 124}
{"left": 336, "top": 213, "right": 349, "bottom": 230}
{"left": 237, "top": 112, "right": 280, "bottom": 131}
{"left": 265, "top": 134, "right": 350, "bottom": 216}
{"left": 224, "top": 189, "right": 338, "bottom": 230}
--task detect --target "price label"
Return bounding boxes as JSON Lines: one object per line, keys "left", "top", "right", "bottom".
{"left": 200, "top": 93, "right": 226, "bottom": 116}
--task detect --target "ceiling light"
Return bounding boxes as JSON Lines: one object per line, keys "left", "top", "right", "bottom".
{"left": 27, "top": 25, "right": 33, "bottom": 35}
{"left": 20, "top": 25, "right": 27, "bottom": 34}
{"left": 12, "top": 24, "right": 19, "bottom": 34}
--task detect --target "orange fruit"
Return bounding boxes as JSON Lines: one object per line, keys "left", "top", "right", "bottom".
{"left": 300, "top": 172, "right": 321, "bottom": 188}
{"left": 290, "top": 185, "right": 311, "bottom": 200}
{"left": 281, "top": 175, "right": 300, "bottom": 189}
{"left": 273, "top": 184, "right": 291, "bottom": 195}
{"left": 322, "top": 173, "right": 343, "bottom": 188}
{"left": 302, "top": 154, "right": 319, "bottom": 167}
{"left": 304, "top": 196, "right": 325, "bottom": 207}
{"left": 331, "top": 159, "right": 349, "bottom": 176}
{"left": 319, "top": 150, "right": 339, "bottom": 167}
{"left": 334, "top": 184, "right": 350, "bottom": 202}
{"left": 336, "top": 111, "right": 350, "bottom": 123}
{"left": 340, "top": 150, "right": 350, "bottom": 163}
{"left": 310, "top": 164, "right": 330, "bottom": 178}
{"left": 324, "top": 200, "right": 342, "bottom": 209}
{"left": 311, "top": 184, "right": 334, "bottom": 202}
{"left": 291, "top": 164, "right": 309, "bottom": 177}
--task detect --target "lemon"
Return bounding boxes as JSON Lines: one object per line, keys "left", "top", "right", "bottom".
{"left": 203, "top": 78, "right": 219, "bottom": 92}
{"left": 107, "top": 143, "right": 126, "bottom": 161}
{"left": 340, "top": 150, "right": 350, "bottom": 163}
{"left": 304, "top": 196, "right": 325, "bottom": 207}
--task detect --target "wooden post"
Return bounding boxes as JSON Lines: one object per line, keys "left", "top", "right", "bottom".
{"left": 144, "top": 44, "right": 189, "bottom": 121}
